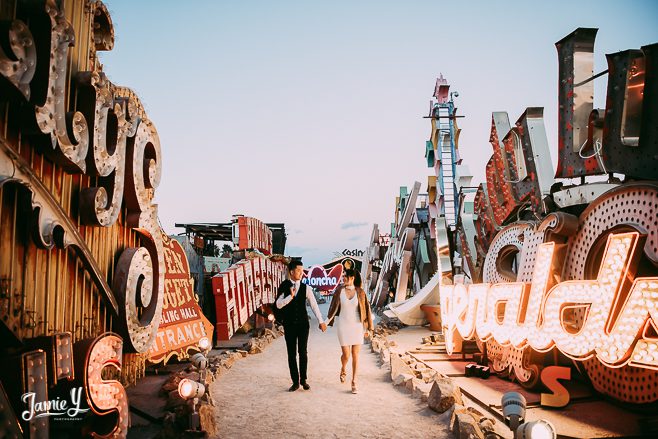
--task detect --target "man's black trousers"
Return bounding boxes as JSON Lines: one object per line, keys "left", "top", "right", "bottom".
{"left": 283, "top": 322, "right": 310, "bottom": 385}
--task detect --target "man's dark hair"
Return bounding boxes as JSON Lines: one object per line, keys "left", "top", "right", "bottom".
{"left": 287, "top": 259, "right": 303, "bottom": 272}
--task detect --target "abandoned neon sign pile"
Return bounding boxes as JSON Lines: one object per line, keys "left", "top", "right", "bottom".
{"left": 440, "top": 232, "right": 658, "bottom": 371}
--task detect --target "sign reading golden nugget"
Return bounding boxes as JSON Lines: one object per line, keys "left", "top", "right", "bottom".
{"left": 149, "top": 234, "right": 214, "bottom": 363}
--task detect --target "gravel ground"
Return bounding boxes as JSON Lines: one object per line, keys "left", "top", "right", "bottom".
{"left": 210, "top": 303, "right": 451, "bottom": 439}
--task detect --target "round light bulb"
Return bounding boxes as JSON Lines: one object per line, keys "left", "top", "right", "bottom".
{"left": 178, "top": 378, "right": 205, "bottom": 399}
{"left": 179, "top": 379, "right": 194, "bottom": 399}
{"left": 198, "top": 337, "right": 211, "bottom": 351}
{"left": 529, "top": 421, "right": 554, "bottom": 439}
{"left": 515, "top": 420, "right": 556, "bottom": 439}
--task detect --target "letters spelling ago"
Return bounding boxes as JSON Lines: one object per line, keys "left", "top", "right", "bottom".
{"left": 440, "top": 231, "right": 658, "bottom": 370}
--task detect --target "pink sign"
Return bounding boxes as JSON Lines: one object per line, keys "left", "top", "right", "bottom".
{"left": 302, "top": 264, "right": 343, "bottom": 293}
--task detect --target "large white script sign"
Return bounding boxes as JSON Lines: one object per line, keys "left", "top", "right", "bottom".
{"left": 440, "top": 232, "right": 658, "bottom": 371}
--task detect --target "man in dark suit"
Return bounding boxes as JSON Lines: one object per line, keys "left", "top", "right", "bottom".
{"left": 275, "top": 260, "right": 327, "bottom": 391}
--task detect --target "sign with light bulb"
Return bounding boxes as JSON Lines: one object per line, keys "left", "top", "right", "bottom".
{"left": 353, "top": 27, "right": 658, "bottom": 413}
{"left": 440, "top": 232, "right": 658, "bottom": 370}
{"left": 149, "top": 233, "right": 215, "bottom": 363}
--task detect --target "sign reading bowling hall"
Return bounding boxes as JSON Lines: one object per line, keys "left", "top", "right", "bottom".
{"left": 149, "top": 232, "right": 214, "bottom": 363}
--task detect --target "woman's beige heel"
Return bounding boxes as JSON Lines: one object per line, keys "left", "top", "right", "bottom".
{"left": 340, "top": 370, "right": 346, "bottom": 383}
{"left": 351, "top": 381, "right": 358, "bottom": 394}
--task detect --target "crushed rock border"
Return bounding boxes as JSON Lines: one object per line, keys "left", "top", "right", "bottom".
{"left": 156, "top": 326, "right": 285, "bottom": 438}
{"left": 369, "top": 320, "right": 497, "bottom": 439}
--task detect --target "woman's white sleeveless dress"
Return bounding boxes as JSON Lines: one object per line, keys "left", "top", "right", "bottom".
{"left": 336, "top": 287, "right": 364, "bottom": 346}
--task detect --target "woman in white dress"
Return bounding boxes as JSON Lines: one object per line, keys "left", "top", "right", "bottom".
{"left": 326, "top": 269, "right": 374, "bottom": 394}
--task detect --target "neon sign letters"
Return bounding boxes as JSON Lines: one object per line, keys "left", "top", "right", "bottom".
{"left": 440, "top": 232, "right": 658, "bottom": 371}
{"left": 305, "top": 277, "right": 338, "bottom": 287}
{"left": 302, "top": 265, "right": 343, "bottom": 293}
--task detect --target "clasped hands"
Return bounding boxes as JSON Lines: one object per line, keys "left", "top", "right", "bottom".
{"left": 316, "top": 324, "right": 370, "bottom": 337}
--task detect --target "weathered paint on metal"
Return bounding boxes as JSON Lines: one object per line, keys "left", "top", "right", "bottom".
{"left": 149, "top": 233, "right": 214, "bottom": 364}
{"left": 0, "top": 0, "right": 171, "bottom": 417}
{"left": 211, "top": 255, "right": 286, "bottom": 341}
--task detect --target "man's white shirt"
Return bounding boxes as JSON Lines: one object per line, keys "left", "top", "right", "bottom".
{"left": 275, "top": 280, "right": 325, "bottom": 324}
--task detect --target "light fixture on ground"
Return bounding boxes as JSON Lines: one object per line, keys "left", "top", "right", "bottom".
{"left": 191, "top": 352, "right": 208, "bottom": 370}
{"left": 178, "top": 378, "right": 205, "bottom": 431}
{"left": 181, "top": 345, "right": 209, "bottom": 430}
{"left": 502, "top": 392, "right": 526, "bottom": 432}
{"left": 198, "top": 336, "right": 211, "bottom": 352}
{"left": 191, "top": 341, "right": 210, "bottom": 384}
{"left": 501, "top": 392, "right": 556, "bottom": 439}
{"left": 178, "top": 378, "right": 205, "bottom": 400}
{"left": 515, "top": 420, "right": 556, "bottom": 439}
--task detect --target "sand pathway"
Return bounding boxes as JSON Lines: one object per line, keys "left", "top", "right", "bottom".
{"left": 210, "top": 303, "right": 451, "bottom": 438}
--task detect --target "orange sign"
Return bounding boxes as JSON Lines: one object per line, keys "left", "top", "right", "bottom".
{"left": 148, "top": 234, "right": 214, "bottom": 363}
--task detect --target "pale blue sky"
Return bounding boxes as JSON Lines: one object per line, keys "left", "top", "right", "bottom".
{"left": 100, "top": 0, "right": 658, "bottom": 266}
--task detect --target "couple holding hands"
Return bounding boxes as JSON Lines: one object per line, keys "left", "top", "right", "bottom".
{"left": 275, "top": 260, "right": 374, "bottom": 394}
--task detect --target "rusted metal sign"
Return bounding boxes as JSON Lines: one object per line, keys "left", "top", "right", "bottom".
{"left": 212, "top": 256, "right": 286, "bottom": 341}
{"left": 234, "top": 215, "right": 273, "bottom": 255}
{"left": 0, "top": 0, "right": 165, "bottom": 355}
{"left": 371, "top": 182, "right": 421, "bottom": 306}
{"left": 556, "top": 28, "right": 658, "bottom": 179}
{"left": 0, "top": 0, "right": 174, "bottom": 436}
{"left": 435, "top": 28, "right": 658, "bottom": 406}
{"left": 148, "top": 233, "right": 214, "bottom": 363}
{"left": 365, "top": 27, "right": 658, "bottom": 408}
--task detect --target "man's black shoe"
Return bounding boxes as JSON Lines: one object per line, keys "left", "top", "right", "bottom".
{"left": 301, "top": 382, "right": 310, "bottom": 390}
{"left": 288, "top": 384, "right": 300, "bottom": 392}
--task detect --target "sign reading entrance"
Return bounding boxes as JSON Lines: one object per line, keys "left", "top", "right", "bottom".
{"left": 149, "top": 233, "right": 214, "bottom": 363}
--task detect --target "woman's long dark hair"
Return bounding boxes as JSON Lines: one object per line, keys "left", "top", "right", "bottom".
{"left": 344, "top": 268, "right": 362, "bottom": 288}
